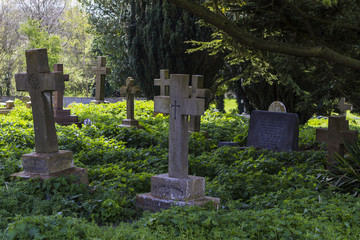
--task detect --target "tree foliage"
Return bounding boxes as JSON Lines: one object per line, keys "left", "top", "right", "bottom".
{"left": 80, "top": 0, "right": 223, "bottom": 98}
{"left": 168, "top": 0, "right": 360, "bottom": 122}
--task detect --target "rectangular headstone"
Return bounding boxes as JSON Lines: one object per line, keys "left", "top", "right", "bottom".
{"left": 247, "top": 110, "right": 299, "bottom": 151}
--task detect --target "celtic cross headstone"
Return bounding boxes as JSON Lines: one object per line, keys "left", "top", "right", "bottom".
{"left": 119, "top": 77, "right": 142, "bottom": 128}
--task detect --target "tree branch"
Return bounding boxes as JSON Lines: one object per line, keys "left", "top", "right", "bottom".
{"left": 167, "top": 0, "right": 360, "bottom": 70}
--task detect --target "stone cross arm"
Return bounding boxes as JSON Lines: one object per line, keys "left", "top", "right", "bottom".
{"left": 154, "top": 96, "right": 205, "bottom": 116}
{"left": 15, "top": 72, "right": 65, "bottom": 92}
{"left": 93, "top": 56, "right": 111, "bottom": 75}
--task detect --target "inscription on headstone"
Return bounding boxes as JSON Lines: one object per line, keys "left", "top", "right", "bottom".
{"left": 247, "top": 110, "right": 299, "bottom": 151}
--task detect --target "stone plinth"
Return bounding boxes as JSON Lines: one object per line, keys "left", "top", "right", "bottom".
{"left": 53, "top": 109, "right": 81, "bottom": 127}
{"left": 136, "top": 173, "right": 219, "bottom": 212}
{"left": 0, "top": 100, "right": 15, "bottom": 115}
{"left": 12, "top": 167, "right": 88, "bottom": 184}
{"left": 151, "top": 174, "right": 205, "bottom": 200}
{"left": 11, "top": 150, "right": 88, "bottom": 184}
{"left": 22, "top": 150, "right": 74, "bottom": 173}
{"left": 119, "top": 119, "right": 143, "bottom": 129}
{"left": 136, "top": 193, "right": 219, "bottom": 212}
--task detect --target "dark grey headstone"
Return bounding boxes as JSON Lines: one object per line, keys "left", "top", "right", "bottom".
{"left": 247, "top": 110, "right": 299, "bottom": 151}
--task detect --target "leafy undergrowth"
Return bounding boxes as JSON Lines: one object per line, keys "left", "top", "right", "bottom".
{"left": 0, "top": 99, "right": 359, "bottom": 239}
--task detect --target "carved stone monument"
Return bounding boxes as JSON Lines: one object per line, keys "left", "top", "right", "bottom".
{"left": 119, "top": 77, "right": 143, "bottom": 129}
{"left": 189, "top": 75, "right": 210, "bottom": 133}
{"left": 153, "top": 69, "right": 170, "bottom": 116}
{"left": 136, "top": 74, "right": 220, "bottom": 211}
{"left": 247, "top": 110, "right": 299, "bottom": 151}
{"left": 52, "top": 64, "right": 81, "bottom": 127}
{"left": 268, "top": 101, "right": 286, "bottom": 113}
{"left": 0, "top": 100, "right": 15, "bottom": 115}
{"left": 11, "top": 49, "right": 88, "bottom": 184}
{"left": 316, "top": 115, "right": 358, "bottom": 167}
{"left": 338, "top": 97, "right": 352, "bottom": 116}
{"left": 91, "top": 56, "right": 111, "bottom": 104}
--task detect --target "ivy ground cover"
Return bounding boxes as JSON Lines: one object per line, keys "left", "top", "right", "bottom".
{"left": 0, "top": 100, "right": 360, "bottom": 239}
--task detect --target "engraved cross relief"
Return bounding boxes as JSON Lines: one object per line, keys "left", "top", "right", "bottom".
{"left": 15, "top": 49, "right": 65, "bottom": 153}
{"left": 154, "top": 74, "right": 205, "bottom": 178}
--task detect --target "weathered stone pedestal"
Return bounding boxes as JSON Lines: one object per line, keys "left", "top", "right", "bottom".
{"left": 11, "top": 150, "right": 88, "bottom": 184}
{"left": 0, "top": 100, "right": 15, "bottom": 114}
{"left": 54, "top": 109, "right": 81, "bottom": 127}
{"left": 119, "top": 119, "right": 143, "bottom": 129}
{"left": 136, "top": 174, "right": 219, "bottom": 211}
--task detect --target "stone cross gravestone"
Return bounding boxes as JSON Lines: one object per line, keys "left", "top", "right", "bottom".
{"left": 91, "top": 56, "right": 111, "bottom": 104}
{"left": 136, "top": 74, "right": 220, "bottom": 211}
{"left": 268, "top": 101, "right": 286, "bottom": 113}
{"left": 316, "top": 115, "right": 358, "bottom": 167}
{"left": 338, "top": 97, "right": 352, "bottom": 116}
{"left": 154, "top": 69, "right": 170, "bottom": 96}
{"left": 189, "top": 75, "right": 210, "bottom": 133}
{"left": 12, "top": 49, "right": 88, "bottom": 183}
{"left": 119, "top": 77, "right": 143, "bottom": 128}
{"left": 153, "top": 69, "right": 170, "bottom": 116}
{"left": 52, "top": 64, "right": 80, "bottom": 127}
{"left": 247, "top": 110, "right": 299, "bottom": 151}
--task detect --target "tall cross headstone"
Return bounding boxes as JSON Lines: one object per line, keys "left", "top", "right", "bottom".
{"left": 338, "top": 97, "right": 352, "bottom": 116}
{"left": 15, "top": 49, "right": 64, "bottom": 153}
{"left": 53, "top": 64, "right": 69, "bottom": 110}
{"left": 119, "top": 77, "right": 142, "bottom": 128}
{"left": 189, "top": 75, "right": 210, "bottom": 133}
{"left": 12, "top": 49, "right": 88, "bottom": 184}
{"left": 91, "top": 56, "right": 111, "bottom": 104}
{"left": 316, "top": 115, "right": 358, "bottom": 167}
{"left": 154, "top": 69, "right": 170, "bottom": 96}
{"left": 136, "top": 74, "right": 220, "bottom": 211}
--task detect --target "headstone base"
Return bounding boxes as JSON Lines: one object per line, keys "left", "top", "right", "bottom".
{"left": 0, "top": 109, "right": 12, "bottom": 115}
{"left": 119, "top": 119, "right": 143, "bottom": 129}
{"left": 136, "top": 173, "right": 220, "bottom": 212}
{"left": 90, "top": 100, "right": 109, "bottom": 104}
{"left": 136, "top": 193, "right": 220, "bottom": 212}
{"left": 54, "top": 109, "right": 81, "bottom": 127}
{"left": 11, "top": 150, "right": 88, "bottom": 184}
{"left": 21, "top": 150, "right": 75, "bottom": 173}
{"left": 11, "top": 167, "right": 88, "bottom": 184}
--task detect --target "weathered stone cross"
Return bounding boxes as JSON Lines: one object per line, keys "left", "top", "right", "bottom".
{"left": 120, "top": 77, "right": 141, "bottom": 121}
{"left": 53, "top": 64, "right": 69, "bottom": 110}
{"left": 154, "top": 69, "right": 170, "bottom": 96}
{"left": 154, "top": 74, "right": 205, "bottom": 178}
{"left": 338, "top": 97, "right": 352, "bottom": 115}
{"left": 92, "top": 56, "right": 111, "bottom": 103}
{"left": 316, "top": 115, "right": 358, "bottom": 166}
{"left": 15, "top": 49, "right": 64, "bottom": 153}
{"left": 189, "top": 75, "right": 210, "bottom": 132}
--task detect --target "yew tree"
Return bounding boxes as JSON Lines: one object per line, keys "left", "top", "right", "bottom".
{"left": 167, "top": 0, "right": 360, "bottom": 120}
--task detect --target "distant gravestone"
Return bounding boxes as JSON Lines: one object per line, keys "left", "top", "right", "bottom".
{"left": 153, "top": 69, "right": 170, "bottom": 116}
{"left": 136, "top": 74, "right": 220, "bottom": 211}
{"left": 189, "top": 75, "right": 210, "bottom": 133}
{"left": 338, "top": 97, "right": 352, "bottom": 116}
{"left": 52, "top": 64, "right": 81, "bottom": 127}
{"left": 247, "top": 110, "right": 299, "bottom": 151}
{"left": 11, "top": 49, "right": 88, "bottom": 184}
{"left": 268, "top": 101, "right": 286, "bottom": 113}
{"left": 0, "top": 100, "right": 15, "bottom": 115}
{"left": 119, "top": 77, "right": 143, "bottom": 129}
{"left": 316, "top": 115, "right": 358, "bottom": 167}
{"left": 91, "top": 56, "right": 111, "bottom": 104}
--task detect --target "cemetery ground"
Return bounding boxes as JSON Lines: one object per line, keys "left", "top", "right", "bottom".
{"left": 0, "top": 100, "right": 360, "bottom": 239}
